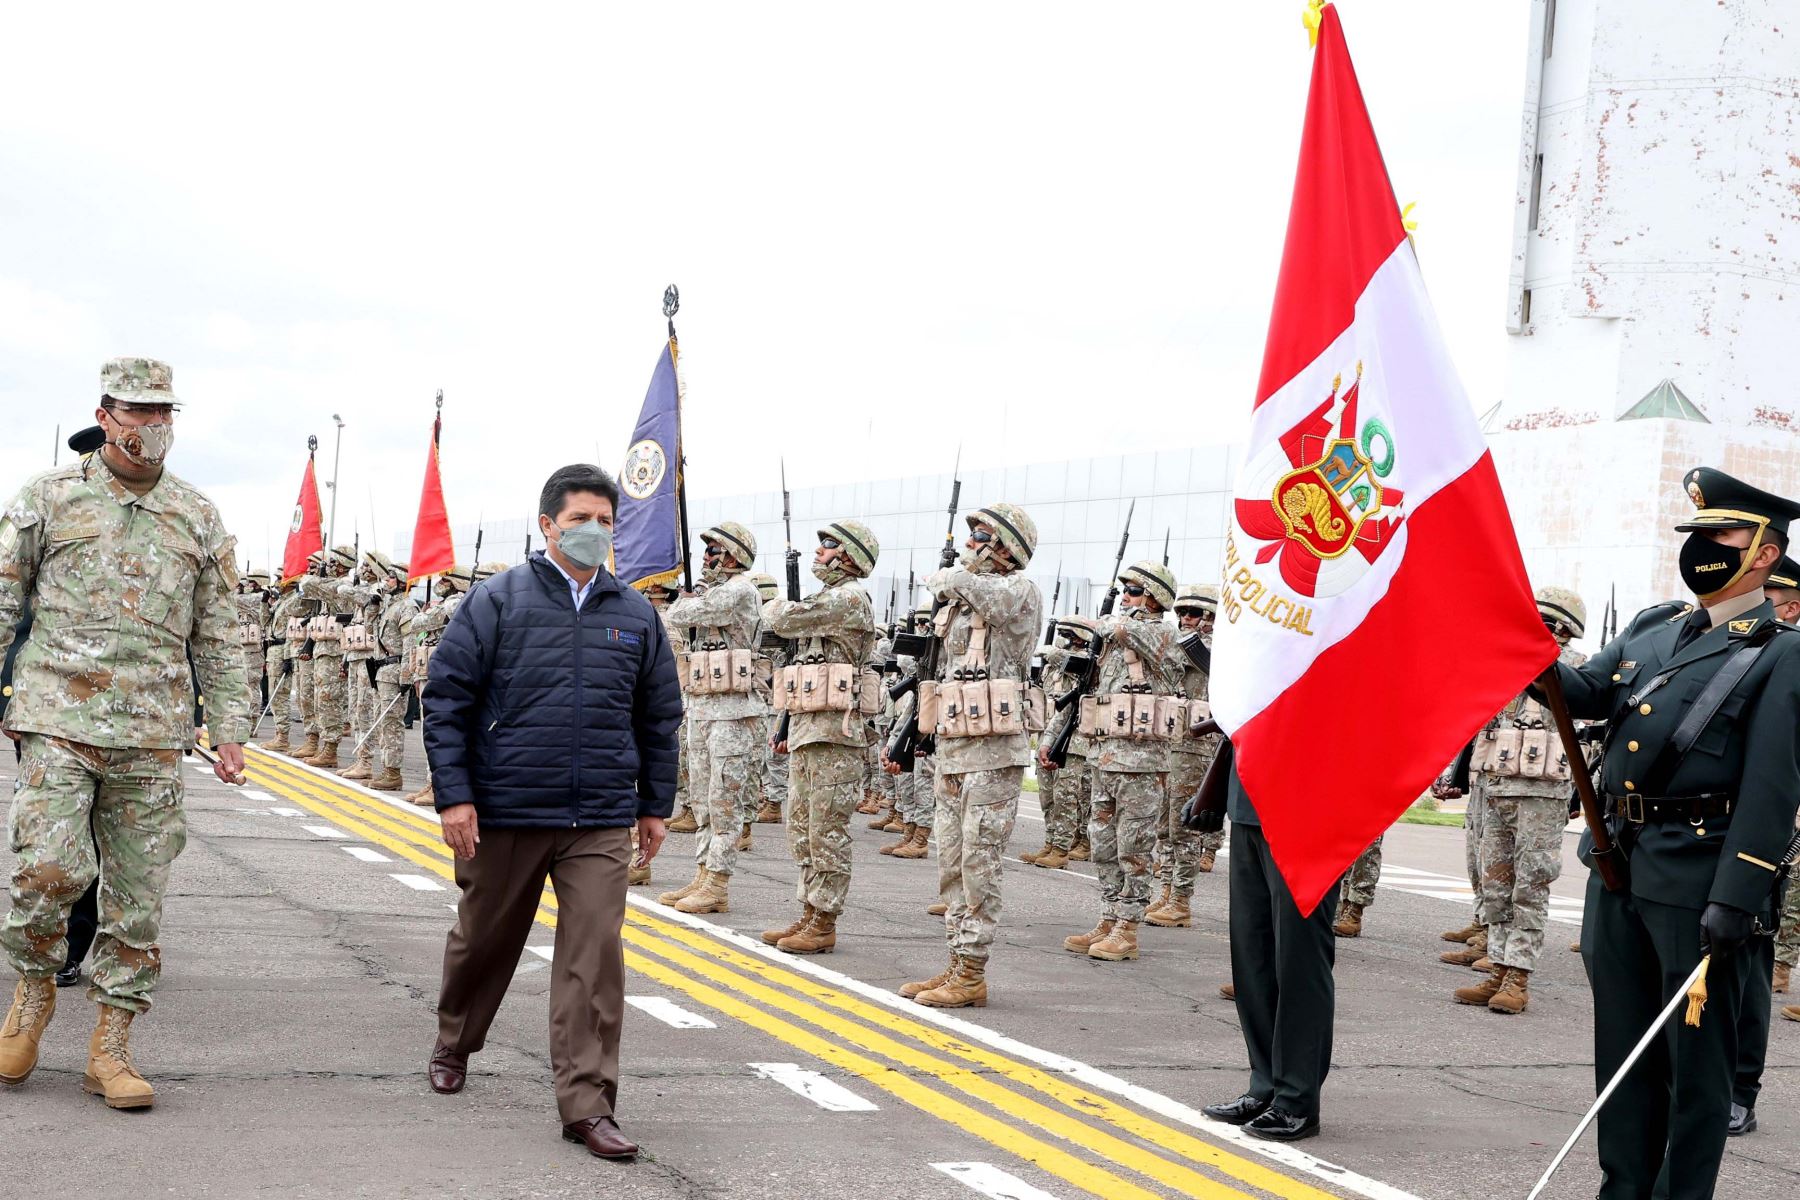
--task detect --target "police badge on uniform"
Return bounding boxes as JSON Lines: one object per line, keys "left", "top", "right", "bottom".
{"left": 622, "top": 438, "right": 668, "bottom": 501}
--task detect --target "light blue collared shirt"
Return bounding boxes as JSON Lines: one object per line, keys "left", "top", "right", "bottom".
{"left": 545, "top": 553, "right": 600, "bottom": 611}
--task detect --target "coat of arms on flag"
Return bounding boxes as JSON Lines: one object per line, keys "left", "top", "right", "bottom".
{"left": 622, "top": 438, "right": 669, "bottom": 502}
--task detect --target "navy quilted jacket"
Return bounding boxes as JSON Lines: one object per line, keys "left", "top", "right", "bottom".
{"left": 422, "top": 554, "right": 683, "bottom": 827}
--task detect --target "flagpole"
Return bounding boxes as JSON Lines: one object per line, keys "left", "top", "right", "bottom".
{"left": 665, "top": 284, "right": 694, "bottom": 591}
{"left": 327, "top": 414, "right": 346, "bottom": 550}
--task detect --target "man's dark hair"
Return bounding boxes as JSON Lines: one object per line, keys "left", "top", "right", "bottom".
{"left": 538, "top": 464, "right": 620, "bottom": 521}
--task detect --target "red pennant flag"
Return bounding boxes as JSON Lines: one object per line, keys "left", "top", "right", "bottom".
{"left": 280, "top": 453, "right": 323, "bottom": 583}
{"left": 1209, "top": 3, "right": 1557, "bottom": 914}
{"left": 408, "top": 411, "right": 455, "bottom": 583}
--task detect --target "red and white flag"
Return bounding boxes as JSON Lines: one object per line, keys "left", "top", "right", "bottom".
{"left": 280, "top": 451, "right": 323, "bottom": 584}
{"left": 1210, "top": 3, "right": 1557, "bottom": 914}
{"left": 408, "top": 405, "right": 455, "bottom": 584}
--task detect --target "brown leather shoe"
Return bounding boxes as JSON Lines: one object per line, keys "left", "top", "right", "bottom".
{"left": 428, "top": 1042, "right": 467, "bottom": 1094}
{"left": 563, "top": 1114, "right": 638, "bottom": 1161}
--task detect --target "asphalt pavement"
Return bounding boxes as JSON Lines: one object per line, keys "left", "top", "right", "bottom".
{"left": 0, "top": 723, "right": 1794, "bottom": 1200}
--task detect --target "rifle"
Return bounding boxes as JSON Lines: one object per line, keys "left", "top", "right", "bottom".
{"left": 473, "top": 516, "right": 484, "bottom": 569}
{"left": 771, "top": 460, "right": 804, "bottom": 749}
{"left": 885, "top": 452, "right": 963, "bottom": 770}
{"left": 1607, "top": 584, "right": 1619, "bottom": 643}
{"left": 1097, "top": 499, "right": 1136, "bottom": 616}
{"left": 522, "top": 532, "right": 532, "bottom": 562}
{"left": 1044, "top": 561, "right": 1063, "bottom": 643}
{"left": 1162, "top": 528, "right": 1170, "bottom": 568}
{"left": 1043, "top": 619, "right": 1105, "bottom": 769}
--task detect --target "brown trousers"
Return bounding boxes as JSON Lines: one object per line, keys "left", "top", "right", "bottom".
{"left": 436, "top": 825, "right": 632, "bottom": 1124}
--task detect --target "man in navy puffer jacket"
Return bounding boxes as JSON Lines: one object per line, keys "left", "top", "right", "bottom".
{"left": 421, "top": 464, "right": 682, "bottom": 1163}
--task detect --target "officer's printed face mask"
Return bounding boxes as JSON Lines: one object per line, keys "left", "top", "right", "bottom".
{"left": 104, "top": 412, "right": 175, "bottom": 468}
{"left": 1678, "top": 529, "right": 1763, "bottom": 600}
{"left": 553, "top": 518, "right": 612, "bottom": 571}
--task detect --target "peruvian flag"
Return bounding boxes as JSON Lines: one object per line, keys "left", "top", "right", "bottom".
{"left": 1209, "top": 3, "right": 1557, "bottom": 914}
{"left": 408, "top": 405, "right": 455, "bottom": 583}
{"left": 280, "top": 452, "right": 323, "bottom": 584}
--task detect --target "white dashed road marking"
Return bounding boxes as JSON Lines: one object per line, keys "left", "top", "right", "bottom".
{"left": 270, "top": 807, "right": 303, "bottom": 816}
{"left": 389, "top": 873, "right": 444, "bottom": 891}
{"left": 625, "top": 996, "right": 717, "bottom": 1029}
{"left": 240, "top": 789, "right": 274, "bottom": 802}
{"left": 747, "top": 1062, "right": 879, "bottom": 1112}
{"left": 301, "top": 824, "right": 347, "bottom": 839}
{"left": 932, "top": 1162, "right": 1062, "bottom": 1200}
{"left": 342, "top": 846, "right": 392, "bottom": 863}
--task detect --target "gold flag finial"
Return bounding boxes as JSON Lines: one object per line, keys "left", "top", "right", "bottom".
{"left": 1303, "top": 0, "right": 1329, "bottom": 49}
{"left": 1401, "top": 201, "right": 1420, "bottom": 246}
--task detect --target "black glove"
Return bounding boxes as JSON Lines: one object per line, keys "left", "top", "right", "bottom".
{"left": 1179, "top": 795, "right": 1225, "bottom": 834}
{"left": 1699, "top": 901, "right": 1754, "bottom": 958}
{"left": 365, "top": 659, "right": 379, "bottom": 688}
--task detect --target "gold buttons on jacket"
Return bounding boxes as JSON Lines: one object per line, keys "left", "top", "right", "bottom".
{"left": 1640, "top": 703, "right": 1653, "bottom": 715}
{"left": 1624, "top": 781, "right": 1636, "bottom": 791}
{"left": 1627, "top": 740, "right": 1639, "bottom": 752}
{"left": 1612, "top": 673, "right": 1622, "bottom": 682}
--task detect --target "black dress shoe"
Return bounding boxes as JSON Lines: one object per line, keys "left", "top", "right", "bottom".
{"left": 54, "top": 963, "right": 83, "bottom": 988}
{"left": 563, "top": 1115, "right": 638, "bottom": 1161}
{"left": 428, "top": 1042, "right": 468, "bottom": 1094}
{"left": 1244, "top": 1106, "right": 1320, "bottom": 1141}
{"left": 1727, "top": 1103, "right": 1757, "bottom": 1137}
{"left": 1202, "top": 1093, "right": 1272, "bottom": 1125}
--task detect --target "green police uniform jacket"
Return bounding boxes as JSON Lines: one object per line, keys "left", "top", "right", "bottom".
{"left": 1555, "top": 598, "right": 1800, "bottom": 919}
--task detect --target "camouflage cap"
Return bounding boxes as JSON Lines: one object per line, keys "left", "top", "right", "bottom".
{"left": 1174, "top": 583, "right": 1217, "bottom": 614}
{"left": 748, "top": 572, "right": 779, "bottom": 601}
{"left": 818, "top": 518, "right": 879, "bottom": 576}
{"left": 99, "top": 356, "right": 182, "bottom": 408}
{"left": 700, "top": 521, "right": 758, "bottom": 566}
{"left": 1535, "top": 585, "right": 1586, "bottom": 637}
{"left": 968, "top": 502, "right": 1037, "bottom": 568}
{"left": 473, "top": 560, "right": 509, "bottom": 582}
{"left": 1121, "top": 560, "right": 1177, "bottom": 609}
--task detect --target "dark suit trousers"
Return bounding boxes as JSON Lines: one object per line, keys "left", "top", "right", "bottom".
{"left": 1733, "top": 934, "right": 1774, "bottom": 1109}
{"left": 1228, "top": 821, "right": 1338, "bottom": 1119}
{"left": 437, "top": 826, "right": 633, "bottom": 1125}
{"left": 1582, "top": 876, "right": 1749, "bottom": 1200}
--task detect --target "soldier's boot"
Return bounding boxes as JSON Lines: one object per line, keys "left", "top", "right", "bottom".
{"left": 627, "top": 860, "right": 652, "bottom": 887}
{"left": 1470, "top": 956, "right": 1494, "bottom": 973}
{"left": 370, "top": 767, "right": 404, "bottom": 792}
{"left": 1020, "top": 844, "right": 1052, "bottom": 865}
{"left": 881, "top": 811, "right": 907, "bottom": 834}
{"left": 927, "top": 902, "right": 949, "bottom": 917}
{"left": 762, "top": 905, "right": 816, "bottom": 947}
{"left": 667, "top": 806, "right": 700, "bottom": 834}
{"left": 257, "top": 729, "right": 291, "bottom": 754}
{"left": 1034, "top": 847, "right": 1070, "bottom": 871}
{"left": 856, "top": 790, "right": 881, "bottom": 816}
{"left": 754, "top": 801, "right": 783, "bottom": 825}
{"left": 1145, "top": 883, "right": 1173, "bottom": 921}
{"left": 1333, "top": 901, "right": 1365, "bottom": 938}
{"left": 306, "top": 740, "right": 340, "bottom": 769}
{"left": 409, "top": 783, "right": 435, "bottom": 809}
{"left": 1454, "top": 963, "right": 1508, "bottom": 1007}
{"left": 1218, "top": 981, "right": 1236, "bottom": 1001}
{"left": 658, "top": 867, "right": 708, "bottom": 908}
{"left": 292, "top": 733, "right": 320, "bottom": 761}
{"left": 84, "top": 1004, "right": 155, "bottom": 1110}
{"left": 1068, "top": 837, "right": 1091, "bottom": 862}
{"left": 1063, "top": 919, "right": 1116, "bottom": 955}
{"left": 736, "top": 822, "right": 753, "bottom": 853}
{"left": 1146, "top": 894, "right": 1192, "bottom": 928}
{"left": 867, "top": 805, "right": 895, "bottom": 830}
{"left": 1441, "top": 921, "right": 1482, "bottom": 944}
{"left": 891, "top": 826, "right": 931, "bottom": 860}
{"left": 1197, "top": 847, "right": 1217, "bottom": 873}
{"left": 916, "top": 957, "right": 987, "bottom": 1009}
{"left": 879, "top": 823, "right": 916, "bottom": 856}
{"left": 1781, "top": 1004, "right": 1800, "bottom": 1023}
{"left": 0, "top": 977, "right": 57, "bottom": 1085}
{"left": 1488, "top": 968, "right": 1530, "bottom": 1015}
{"left": 1088, "top": 920, "right": 1141, "bottom": 962}
{"left": 675, "top": 871, "right": 730, "bottom": 915}
{"left": 900, "top": 954, "right": 959, "bottom": 999}
{"left": 1440, "top": 931, "right": 1488, "bottom": 966}
{"left": 1773, "top": 964, "right": 1790, "bottom": 994}
{"left": 340, "top": 759, "right": 372, "bottom": 781}
{"left": 777, "top": 912, "right": 837, "bottom": 955}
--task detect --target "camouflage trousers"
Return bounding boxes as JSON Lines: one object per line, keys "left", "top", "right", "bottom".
{"left": 3, "top": 735, "right": 187, "bottom": 1014}
{"left": 296, "top": 656, "right": 317, "bottom": 733}
{"left": 787, "top": 742, "right": 864, "bottom": 915}
{"left": 240, "top": 643, "right": 265, "bottom": 725}
{"left": 264, "top": 647, "right": 292, "bottom": 734}
{"left": 374, "top": 679, "right": 408, "bottom": 771}
{"left": 672, "top": 719, "right": 692, "bottom": 815}
{"left": 313, "top": 653, "right": 347, "bottom": 744}
{"left": 1460, "top": 774, "right": 1491, "bottom": 921}
{"left": 1156, "top": 753, "right": 1213, "bottom": 898}
{"left": 1342, "top": 835, "right": 1383, "bottom": 908}
{"left": 347, "top": 660, "right": 375, "bottom": 765}
{"left": 934, "top": 766, "right": 1022, "bottom": 965}
{"left": 1776, "top": 877, "right": 1800, "bottom": 970}
{"left": 1092, "top": 770, "right": 1164, "bottom": 924}
{"left": 760, "top": 716, "right": 787, "bottom": 811}
{"left": 690, "top": 717, "right": 765, "bottom": 876}
{"left": 1477, "top": 791, "right": 1567, "bottom": 972}
{"left": 897, "top": 755, "right": 934, "bottom": 829}
{"left": 1041, "top": 755, "right": 1092, "bottom": 852}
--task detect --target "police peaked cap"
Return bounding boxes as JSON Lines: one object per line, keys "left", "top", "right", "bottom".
{"left": 67, "top": 425, "right": 106, "bottom": 455}
{"left": 1677, "top": 467, "right": 1800, "bottom": 539}
{"left": 1769, "top": 555, "right": 1800, "bottom": 591}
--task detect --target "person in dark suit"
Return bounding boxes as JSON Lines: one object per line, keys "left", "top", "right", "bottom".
{"left": 1552, "top": 467, "right": 1800, "bottom": 1199}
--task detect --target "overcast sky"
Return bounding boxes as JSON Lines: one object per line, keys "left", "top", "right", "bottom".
{"left": 0, "top": 2, "right": 1528, "bottom": 566}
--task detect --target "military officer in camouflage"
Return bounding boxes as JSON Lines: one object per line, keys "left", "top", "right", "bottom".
{"left": 748, "top": 573, "right": 786, "bottom": 825}
{"left": 759, "top": 520, "right": 881, "bottom": 955}
{"left": 877, "top": 621, "right": 931, "bottom": 860}
{"left": 404, "top": 563, "right": 473, "bottom": 807}
{"left": 656, "top": 522, "right": 768, "bottom": 916}
{"left": 340, "top": 551, "right": 392, "bottom": 781}
{"left": 645, "top": 582, "right": 696, "bottom": 832}
{"left": 1062, "top": 561, "right": 1182, "bottom": 965}
{"left": 0, "top": 357, "right": 253, "bottom": 1110}
{"left": 284, "top": 548, "right": 327, "bottom": 758}
{"left": 259, "top": 573, "right": 303, "bottom": 753}
{"left": 235, "top": 569, "right": 271, "bottom": 728}
{"left": 366, "top": 556, "right": 418, "bottom": 792}
{"left": 898, "top": 503, "right": 1044, "bottom": 1007}
{"left": 1147, "top": 583, "right": 1223, "bottom": 930}
{"left": 1336, "top": 839, "right": 1383, "bottom": 938}
{"left": 298, "top": 544, "right": 357, "bottom": 768}
{"left": 1030, "top": 622, "right": 1095, "bottom": 872}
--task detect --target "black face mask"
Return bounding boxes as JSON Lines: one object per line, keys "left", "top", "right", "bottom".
{"left": 1678, "top": 531, "right": 1753, "bottom": 599}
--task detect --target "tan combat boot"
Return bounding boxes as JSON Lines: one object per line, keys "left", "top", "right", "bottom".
{"left": 867, "top": 805, "right": 895, "bottom": 830}
{"left": 675, "top": 871, "right": 730, "bottom": 914}
{"left": 1063, "top": 919, "right": 1115, "bottom": 954}
{"left": 627, "top": 860, "right": 652, "bottom": 887}
{"left": 1441, "top": 920, "right": 1482, "bottom": 944}
{"left": 916, "top": 957, "right": 987, "bottom": 1008}
{"left": 341, "top": 755, "right": 372, "bottom": 781}
{"left": 84, "top": 1004, "right": 154, "bottom": 1109}
{"left": 667, "top": 807, "right": 700, "bottom": 834}
{"left": 256, "top": 729, "right": 290, "bottom": 754}
{"left": 1034, "top": 847, "right": 1070, "bottom": 870}
{"left": 1440, "top": 930, "right": 1488, "bottom": 966}
{"left": 292, "top": 732, "right": 320, "bottom": 761}
{"left": 927, "top": 902, "right": 949, "bottom": 917}
{"left": 736, "top": 823, "right": 753, "bottom": 853}
{"left": 370, "top": 767, "right": 404, "bottom": 792}
{"left": 1218, "top": 981, "right": 1236, "bottom": 1000}
{"left": 1019, "top": 844, "right": 1051, "bottom": 866}
{"left": 307, "top": 740, "right": 340, "bottom": 769}
{"left": 891, "top": 825, "right": 930, "bottom": 860}
{"left": 777, "top": 911, "right": 836, "bottom": 955}
{"left": 1570, "top": 940, "right": 1582, "bottom": 953}
{"left": 1488, "top": 967, "right": 1530, "bottom": 1014}
{"left": 1773, "top": 963, "right": 1790, "bottom": 994}
{"left": 1145, "top": 883, "right": 1173, "bottom": 922}
{"left": 754, "top": 800, "right": 783, "bottom": 825}
{"left": 1470, "top": 956, "right": 1494, "bottom": 973}
{"left": 1089, "top": 920, "right": 1140, "bottom": 962}
{"left": 409, "top": 783, "right": 435, "bottom": 808}
{"left": 0, "top": 977, "right": 57, "bottom": 1085}
{"left": 900, "top": 955, "right": 959, "bottom": 999}
{"left": 658, "top": 866, "right": 708, "bottom": 907}
{"left": 763, "top": 905, "right": 815, "bottom": 946}
{"left": 1068, "top": 837, "right": 1091, "bottom": 862}
{"left": 879, "top": 823, "right": 917, "bottom": 856}
{"left": 1454, "top": 963, "right": 1508, "bottom": 1007}
{"left": 1197, "top": 847, "right": 1217, "bottom": 873}
{"left": 1782, "top": 1004, "right": 1800, "bottom": 1023}
{"left": 1146, "top": 894, "right": 1192, "bottom": 928}
{"left": 1333, "top": 901, "right": 1364, "bottom": 938}
{"left": 856, "top": 790, "right": 881, "bottom": 816}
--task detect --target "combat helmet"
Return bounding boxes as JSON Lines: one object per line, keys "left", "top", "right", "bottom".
{"left": 473, "top": 560, "right": 509, "bottom": 583}
{"left": 967, "top": 502, "right": 1037, "bottom": 568}
{"left": 1120, "top": 560, "right": 1177, "bottom": 611}
{"left": 699, "top": 521, "right": 758, "bottom": 568}
{"left": 388, "top": 559, "right": 410, "bottom": 583}
{"left": 326, "top": 544, "right": 357, "bottom": 573}
{"left": 1535, "top": 585, "right": 1586, "bottom": 638}
{"left": 817, "top": 518, "right": 879, "bottom": 577}
{"left": 441, "top": 563, "right": 475, "bottom": 592}
{"left": 243, "top": 568, "right": 271, "bottom": 589}
{"left": 749, "top": 572, "right": 779, "bottom": 602}
{"left": 362, "top": 550, "right": 395, "bottom": 580}
{"left": 1174, "top": 583, "right": 1217, "bottom": 615}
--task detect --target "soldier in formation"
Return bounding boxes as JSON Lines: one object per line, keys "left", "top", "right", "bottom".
{"left": 297, "top": 544, "right": 357, "bottom": 769}
{"left": 759, "top": 519, "right": 881, "bottom": 955}
{"left": 404, "top": 563, "right": 473, "bottom": 807}
{"left": 1148, "top": 583, "right": 1223, "bottom": 930}
{"left": 1029, "top": 620, "right": 1095, "bottom": 872}
{"left": 749, "top": 572, "right": 786, "bottom": 826}
{"left": 874, "top": 618, "right": 930, "bottom": 860}
{"left": 236, "top": 569, "right": 271, "bottom": 729}
{"left": 258, "top": 573, "right": 304, "bottom": 753}
{"left": 340, "top": 551, "right": 391, "bottom": 781}
{"left": 1336, "top": 840, "right": 1382, "bottom": 939}
{"left": 284, "top": 548, "right": 326, "bottom": 759}
{"left": 646, "top": 582, "right": 696, "bottom": 835}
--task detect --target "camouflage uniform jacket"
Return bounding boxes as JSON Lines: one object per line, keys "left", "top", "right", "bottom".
{"left": 1170, "top": 635, "right": 1222, "bottom": 763}
{"left": 667, "top": 572, "right": 768, "bottom": 722}
{"left": 1089, "top": 608, "right": 1181, "bottom": 774}
{"left": 297, "top": 573, "right": 354, "bottom": 656}
{"left": 763, "top": 580, "right": 875, "bottom": 751}
{"left": 1479, "top": 642, "right": 1589, "bottom": 800}
{"left": 926, "top": 566, "right": 1045, "bottom": 775}
{"left": 372, "top": 590, "right": 419, "bottom": 685}
{"left": 0, "top": 454, "right": 253, "bottom": 749}
{"left": 269, "top": 588, "right": 304, "bottom": 659}
{"left": 1041, "top": 644, "right": 1093, "bottom": 760}
{"left": 235, "top": 589, "right": 268, "bottom": 651}
{"left": 411, "top": 591, "right": 463, "bottom": 644}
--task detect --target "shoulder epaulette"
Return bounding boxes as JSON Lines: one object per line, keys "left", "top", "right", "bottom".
{"left": 1623, "top": 601, "right": 1691, "bottom": 636}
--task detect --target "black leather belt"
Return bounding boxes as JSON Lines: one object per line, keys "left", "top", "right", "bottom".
{"left": 1609, "top": 792, "right": 1734, "bottom": 824}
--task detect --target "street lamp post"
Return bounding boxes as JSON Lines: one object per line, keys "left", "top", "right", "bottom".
{"left": 326, "top": 413, "right": 345, "bottom": 550}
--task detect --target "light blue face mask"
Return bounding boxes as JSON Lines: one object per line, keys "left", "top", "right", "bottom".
{"left": 555, "top": 519, "right": 612, "bottom": 570}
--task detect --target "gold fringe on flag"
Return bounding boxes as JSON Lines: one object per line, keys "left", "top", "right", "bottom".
{"left": 1684, "top": 954, "right": 1711, "bottom": 1027}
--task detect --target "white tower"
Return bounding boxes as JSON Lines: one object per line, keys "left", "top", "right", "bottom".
{"left": 1491, "top": 0, "right": 1800, "bottom": 621}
